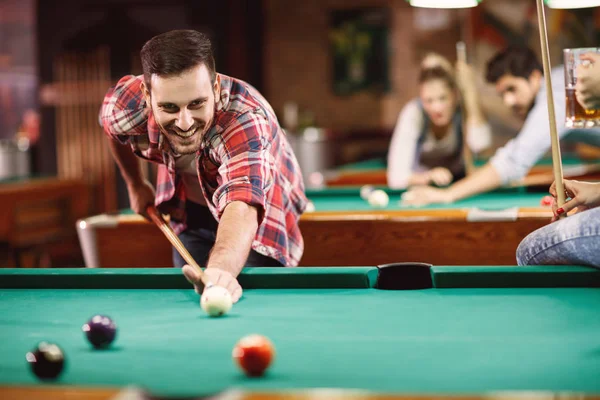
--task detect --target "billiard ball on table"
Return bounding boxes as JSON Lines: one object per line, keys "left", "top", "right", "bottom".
{"left": 368, "top": 189, "right": 389, "bottom": 208}
{"left": 201, "top": 286, "right": 233, "bottom": 317}
{"left": 360, "top": 185, "right": 375, "bottom": 200}
{"left": 26, "top": 341, "right": 65, "bottom": 380}
{"left": 304, "top": 201, "right": 316, "bottom": 213}
{"left": 232, "top": 334, "right": 275, "bottom": 377}
{"left": 82, "top": 315, "right": 117, "bottom": 348}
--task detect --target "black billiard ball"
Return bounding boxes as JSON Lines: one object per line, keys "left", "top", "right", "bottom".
{"left": 82, "top": 315, "right": 117, "bottom": 348}
{"left": 26, "top": 342, "right": 65, "bottom": 380}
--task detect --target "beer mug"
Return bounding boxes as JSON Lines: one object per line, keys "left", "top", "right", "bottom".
{"left": 564, "top": 48, "right": 600, "bottom": 128}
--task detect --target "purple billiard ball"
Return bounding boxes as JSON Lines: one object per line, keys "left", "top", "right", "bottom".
{"left": 26, "top": 341, "right": 65, "bottom": 380}
{"left": 82, "top": 315, "right": 117, "bottom": 349}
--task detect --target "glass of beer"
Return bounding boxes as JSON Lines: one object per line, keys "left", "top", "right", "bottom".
{"left": 564, "top": 48, "right": 600, "bottom": 128}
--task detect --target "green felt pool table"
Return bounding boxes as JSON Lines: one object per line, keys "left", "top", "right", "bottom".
{"left": 77, "top": 187, "right": 553, "bottom": 268}
{"left": 1, "top": 266, "right": 600, "bottom": 399}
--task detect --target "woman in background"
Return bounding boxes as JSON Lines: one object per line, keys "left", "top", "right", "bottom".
{"left": 387, "top": 54, "right": 491, "bottom": 189}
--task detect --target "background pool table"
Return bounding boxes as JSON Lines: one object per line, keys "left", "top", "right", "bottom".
{"left": 77, "top": 187, "right": 552, "bottom": 268}
{"left": 1, "top": 266, "right": 600, "bottom": 399}
{"left": 315, "top": 155, "right": 600, "bottom": 187}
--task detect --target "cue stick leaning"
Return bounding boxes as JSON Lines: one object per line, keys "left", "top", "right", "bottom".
{"left": 146, "top": 205, "right": 214, "bottom": 287}
{"left": 456, "top": 41, "right": 475, "bottom": 176}
{"left": 535, "top": 0, "right": 567, "bottom": 217}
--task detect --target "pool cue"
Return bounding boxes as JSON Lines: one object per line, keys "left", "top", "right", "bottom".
{"left": 456, "top": 41, "right": 475, "bottom": 176}
{"left": 535, "top": 0, "right": 566, "bottom": 217}
{"left": 146, "top": 205, "right": 214, "bottom": 287}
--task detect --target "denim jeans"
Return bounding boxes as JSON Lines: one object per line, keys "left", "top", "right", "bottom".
{"left": 516, "top": 206, "right": 600, "bottom": 268}
{"left": 171, "top": 201, "right": 282, "bottom": 268}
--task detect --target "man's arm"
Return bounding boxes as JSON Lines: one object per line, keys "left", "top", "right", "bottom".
{"left": 400, "top": 163, "right": 502, "bottom": 206}
{"left": 107, "top": 137, "right": 144, "bottom": 187}
{"left": 446, "top": 163, "right": 502, "bottom": 202}
{"left": 100, "top": 75, "right": 156, "bottom": 216}
{"left": 181, "top": 201, "right": 258, "bottom": 304}
{"left": 206, "top": 201, "right": 259, "bottom": 276}
{"left": 107, "top": 138, "right": 155, "bottom": 217}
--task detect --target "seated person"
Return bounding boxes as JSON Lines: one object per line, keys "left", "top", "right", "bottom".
{"left": 387, "top": 54, "right": 491, "bottom": 189}
{"left": 516, "top": 179, "right": 600, "bottom": 268}
{"left": 517, "top": 50, "right": 600, "bottom": 268}
{"left": 401, "top": 46, "right": 600, "bottom": 206}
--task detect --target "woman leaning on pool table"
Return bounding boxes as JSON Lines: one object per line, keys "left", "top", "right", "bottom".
{"left": 517, "top": 179, "right": 600, "bottom": 268}
{"left": 386, "top": 53, "right": 491, "bottom": 189}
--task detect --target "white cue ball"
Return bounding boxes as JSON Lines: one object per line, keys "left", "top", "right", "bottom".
{"left": 200, "top": 286, "right": 232, "bottom": 317}
{"left": 360, "top": 185, "right": 375, "bottom": 200}
{"left": 368, "top": 189, "right": 389, "bottom": 208}
{"left": 305, "top": 201, "right": 316, "bottom": 213}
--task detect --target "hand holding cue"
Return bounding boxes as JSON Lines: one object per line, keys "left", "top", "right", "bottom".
{"left": 146, "top": 205, "right": 214, "bottom": 288}
{"left": 456, "top": 41, "right": 475, "bottom": 176}
{"left": 535, "top": 0, "right": 566, "bottom": 218}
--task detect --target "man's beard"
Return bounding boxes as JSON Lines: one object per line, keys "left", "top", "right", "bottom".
{"left": 165, "top": 123, "right": 203, "bottom": 155}
{"left": 155, "top": 115, "right": 213, "bottom": 155}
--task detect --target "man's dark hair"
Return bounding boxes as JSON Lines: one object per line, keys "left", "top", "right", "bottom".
{"left": 486, "top": 46, "right": 542, "bottom": 84}
{"left": 141, "top": 30, "right": 216, "bottom": 90}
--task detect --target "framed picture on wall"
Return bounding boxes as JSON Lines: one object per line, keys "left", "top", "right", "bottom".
{"left": 329, "top": 7, "right": 390, "bottom": 96}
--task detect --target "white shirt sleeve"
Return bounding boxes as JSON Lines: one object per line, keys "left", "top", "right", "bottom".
{"left": 490, "top": 67, "right": 569, "bottom": 184}
{"left": 387, "top": 100, "right": 423, "bottom": 189}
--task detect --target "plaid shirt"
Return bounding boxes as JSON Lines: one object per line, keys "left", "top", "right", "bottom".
{"left": 99, "top": 74, "right": 308, "bottom": 267}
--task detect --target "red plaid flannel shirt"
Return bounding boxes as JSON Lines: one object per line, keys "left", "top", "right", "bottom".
{"left": 99, "top": 74, "right": 307, "bottom": 266}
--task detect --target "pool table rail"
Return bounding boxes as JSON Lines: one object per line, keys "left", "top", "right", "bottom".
{"left": 1, "top": 385, "right": 599, "bottom": 400}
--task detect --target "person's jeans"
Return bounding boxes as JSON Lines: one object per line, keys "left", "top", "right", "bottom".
{"left": 516, "top": 206, "right": 600, "bottom": 268}
{"left": 171, "top": 201, "right": 282, "bottom": 268}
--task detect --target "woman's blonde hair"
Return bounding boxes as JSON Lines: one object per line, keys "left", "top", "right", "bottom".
{"left": 420, "top": 52, "right": 454, "bottom": 76}
{"left": 418, "top": 53, "right": 457, "bottom": 90}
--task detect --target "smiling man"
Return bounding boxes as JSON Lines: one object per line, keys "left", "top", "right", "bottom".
{"left": 401, "top": 45, "right": 600, "bottom": 207}
{"left": 99, "top": 30, "right": 307, "bottom": 302}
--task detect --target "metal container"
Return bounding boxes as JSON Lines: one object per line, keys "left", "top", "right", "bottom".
{"left": 0, "top": 138, "right": 31, "bottom": 180}
{"left": 288, "top": 127, "right": 335, "bottom": 188}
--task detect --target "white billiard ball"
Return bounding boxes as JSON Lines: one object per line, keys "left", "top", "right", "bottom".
{"left": 200, "top": 285, "right": 232, "bottom": 317}
{"left": 360, "top": 185, "right": 375, "bottom": 200}
{"left": 368, "top": 189, "right": 389, "bottom": 208}
{"left": 305, "top": 201, "right": 316, "bottom": 212}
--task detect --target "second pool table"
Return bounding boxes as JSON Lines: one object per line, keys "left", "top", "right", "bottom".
{"left": 317, "top": 155, "right": 600, "bottom": 187}
{"left": 76, "top": 187, "right": 552, "bottom": 267}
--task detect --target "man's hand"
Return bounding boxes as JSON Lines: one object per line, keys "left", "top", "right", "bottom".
{"left": 127, "top": 179, "right": 155, "bottom": 219}
{"left": 400, "top": 186, "right": 453, "bottom": 207}
{"left": 182, "top": 265, "right": 243, "bottom": 303}
{"left": 549, "top": 179, "right": 600, "bottom": 222}
{"left": 575, "top": 53, "right": 600, "bottom": 110}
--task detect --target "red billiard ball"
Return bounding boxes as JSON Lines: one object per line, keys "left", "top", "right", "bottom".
{"left": 232, "top": 334, "right": 274, "bottom": 377}
{"left": 540, "top": 195, "right": 553, "bottom": 207}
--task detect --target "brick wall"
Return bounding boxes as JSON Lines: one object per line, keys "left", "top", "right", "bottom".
{"left": 264, "top": 0, "right": 463, "bottom": 132}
